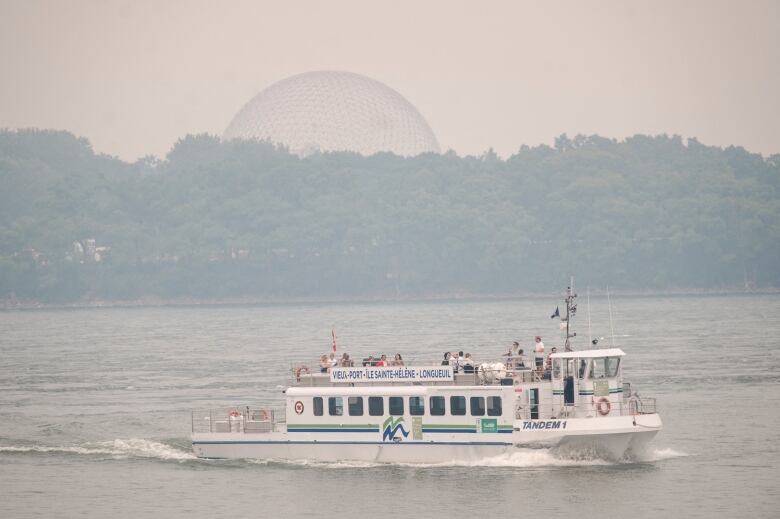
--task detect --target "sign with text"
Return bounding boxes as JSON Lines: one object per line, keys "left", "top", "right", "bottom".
{"left": 330, "top": 366, "right": 454, "bottom": 383}
{"left": 593, "top": 380, "right": 610, "bottom": 397}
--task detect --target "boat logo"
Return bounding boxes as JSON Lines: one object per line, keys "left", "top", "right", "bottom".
{"left": 294, "top": 401, "right": 304, "bottom": 414}
{"left": 382, "top": 416, "right": 410, "bottom": 442}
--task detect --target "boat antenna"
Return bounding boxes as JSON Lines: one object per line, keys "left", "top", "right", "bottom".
{"left": 607, "top": 285, "right": 616, "bottom": 348}
{"left": 587, "top": 286, "right": 592, "bottom": 347}
{"left": 563, "top": 278, "right": 577, "bottom": 351}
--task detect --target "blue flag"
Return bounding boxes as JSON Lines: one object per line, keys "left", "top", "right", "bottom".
{"left": 550, "top": 306, "right": 560, "bottom": 319}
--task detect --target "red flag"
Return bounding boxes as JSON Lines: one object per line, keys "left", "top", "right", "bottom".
{"left": 331, "top": 328, "right": 337, "bottom": 353}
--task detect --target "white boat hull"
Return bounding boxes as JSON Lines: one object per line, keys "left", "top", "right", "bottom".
{"left": 192, "top": 414, "right": 662, "bottom": 463}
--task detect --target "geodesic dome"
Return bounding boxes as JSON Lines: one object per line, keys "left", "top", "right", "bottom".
{"left": 223, "top": 71, "right": 440, "bottom": 157}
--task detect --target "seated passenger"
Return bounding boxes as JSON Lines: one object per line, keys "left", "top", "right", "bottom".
{"left": 441, "top": 352, "right": 451, "bottom": 366}
{"left": 339, "top": 352, "right": 353, "bottom": 367}
{"left": 363, "top": 355, "right": 375, "bottom": 367}
{"left": 393, "top": 353, "right": 404, "bottom": 366}
{"left": 461, "top": 353, "right": 475, "bottom": 373}
{"left": 515, "top": 349, "right": 526, "bottom": 369}
{"left": 375, "top": 354, "right": 389, "bottom": 367}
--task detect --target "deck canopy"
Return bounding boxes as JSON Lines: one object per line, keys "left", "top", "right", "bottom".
{"left": 549, "top": 348, "right": 625, "bottom": 359}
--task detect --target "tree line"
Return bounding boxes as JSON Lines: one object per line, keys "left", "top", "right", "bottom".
{"left": 1, "top": 129, "right": 778, "bottom": 303}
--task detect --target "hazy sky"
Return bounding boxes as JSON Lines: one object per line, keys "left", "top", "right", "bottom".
{"left": 1, "top": 0, "right": 778, "bottom": 161}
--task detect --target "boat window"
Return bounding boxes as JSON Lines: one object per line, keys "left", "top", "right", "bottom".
{"left": 470, "top": 396, "right": 485, "bottom": 416}
{"left": 552, "top": 359, "right": 562, "bottom": 380}
{"left": 606, "top": 357, "right": 620, "bottom": 377}
{"left": 389, "top": 396, "right": 404, "bottom": 416}
{"left": 328, "top": 397, "right": 343, "bottom": 416}
{"left": 590, "top": 357, "right": 620, "bottom": 378}
{"left": 409, "top": 396, "right": 424, "bottom": 416}
{"left": 348, "top": 396, "right": 363, "bottom": 416}
{"left": 313, "top": 397, "right": 323, "bottom": 416}
{"left": 487, "top": 396, "right": 502, "bottom": 416}
{"left": 368, "top": 396, "right": 384, "bottom": 416}
{"left": 578, "top": 359, "right": 588, "bottom": 379}
{"left": 429, "top": 396, "right": 445, "bottom": 416}
{"left": 450, "top": 396, "right": 466, "bottom": 415}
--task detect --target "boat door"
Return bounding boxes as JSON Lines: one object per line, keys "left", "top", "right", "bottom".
{"left": 552, "top": 357, "right": 578, "bottom": 417}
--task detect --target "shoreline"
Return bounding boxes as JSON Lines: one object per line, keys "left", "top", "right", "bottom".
{"left": 2, "top": 286, "right": 778, "bottom": 311}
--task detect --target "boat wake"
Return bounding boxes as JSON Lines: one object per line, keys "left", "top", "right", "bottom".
{"left": 0, "top": 439, "right": 196, "bottom": 462}
{"left": 244, "top": 446, "right": 687, "bottom": 470}
{"left": 1, "top": 441, "right": 687, "bottom": 468}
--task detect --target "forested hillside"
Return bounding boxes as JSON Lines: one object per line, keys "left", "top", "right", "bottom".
{"left": 1, "top": 129, "right": 778, "bottom": 303}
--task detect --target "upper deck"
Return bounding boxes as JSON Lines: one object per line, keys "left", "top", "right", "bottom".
{"left": 290, "top": 348, "right": 627, "bottom": 388}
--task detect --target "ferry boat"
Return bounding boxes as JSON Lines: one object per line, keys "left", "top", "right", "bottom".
{"left": 191, "top": 289, "right": 662, "bottom": 462}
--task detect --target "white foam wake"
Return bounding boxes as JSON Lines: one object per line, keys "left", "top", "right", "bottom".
{"left": 0, "top": 439, "right": 196, "bottom": 461}
{"left": 246, "top": 446, "right": 687, "bottom": 469}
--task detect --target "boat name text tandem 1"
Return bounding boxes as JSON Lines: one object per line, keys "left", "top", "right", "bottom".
{"left": 330, "top": 366, "right": 454, "bottom": 383}
{"left": 521, "top": 420, "right": 567, "bottom": 430}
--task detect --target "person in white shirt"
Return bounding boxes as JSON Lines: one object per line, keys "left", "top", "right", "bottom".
{"left": 534, "top": 336, "right": 545, "bottom": 369}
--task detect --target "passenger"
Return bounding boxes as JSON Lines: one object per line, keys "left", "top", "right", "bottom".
{"left": 319, "top": 354, "right": 330, "bottom": 373}
{"left": 516, "top": 348, "right": 526, "bottom": 369}
{"left": 362, "top": 355, "right": 375, "bottom": 367}
{"left": 461, "top": 353, "right": 475, "bottom": 373}
{"left": 534, "top": 336, "right": 545, "bottom": 369}
{"left": 393, "top": 353, "right": 405, "bottom": 366}
{"left": 329, "top": 352, "right": 338, "bottom": 369}
{"left": 545, "top": 347, "right": 557, "bottom": 371}
{"left": 339, "top": 352, "right": 353, "bottom": 367}
{"left": 441, "top": 352, "right": 451, "bottom": 366}
{"left": 375, "top": 354, "right": 389, "bottom": 367}
{"left": 502, "top": 341, "right": 519, "bottom": 358}
{"left": 450, "top": 351, "right": 460, "bottom": 373}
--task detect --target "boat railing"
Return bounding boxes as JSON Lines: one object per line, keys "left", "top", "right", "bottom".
{"left": 515, "top": 396, "right": 658, "bottom": 420}
{"left": 192, "top": 407, "right": 286, "bottom": 434}
{"left": 289, "top": 360, "right": 542, "bottom": 386}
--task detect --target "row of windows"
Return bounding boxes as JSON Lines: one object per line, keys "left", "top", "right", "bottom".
{"left": 312, "top": 396, "right": 502, "bottom": 417}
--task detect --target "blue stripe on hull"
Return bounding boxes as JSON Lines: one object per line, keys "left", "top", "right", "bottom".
{"left": 193, "top": 440, "right": 511, "bottom": 446}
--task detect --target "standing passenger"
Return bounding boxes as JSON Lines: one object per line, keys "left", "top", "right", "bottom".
{"left": 534, "top": 336, "right": 545, "bottom": 369}
{"left": 319, "top": 354, "right": 331, "bottom": 373}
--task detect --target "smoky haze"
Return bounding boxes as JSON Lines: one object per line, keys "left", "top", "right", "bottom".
{"left": 0, "top": 0, "right": 778, "bottom": 160}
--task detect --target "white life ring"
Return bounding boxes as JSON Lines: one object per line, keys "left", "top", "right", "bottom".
{"left": 596, "top": 397, "right": 611, "bottom": 416}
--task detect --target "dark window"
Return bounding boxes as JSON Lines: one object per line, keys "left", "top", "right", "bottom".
{"left": 429, "top": 396, "right": 445, "bottom": 416}
{"left": 368, "top": 397, "right": 384, "bottom": 416}
{"left": 328, "top": 397, "right": 343, "bottom": 416}
{"left": 470, "top": 396, "right": 485, "bottom": 416}
{"left": 313, "top": 397, "right": 323, "bottom": 416}
{"left": 450, "top": 396, "right": 466, "bottom": 415}
{"left": 389, "top": 396, "right": 404, "bottom": 416}
{"left": 487, "top": 396, "right": 502, "bottom": 416}
{"left": 409, "top": 396, "right": 424, "bottom": 416}
{"left": 348, "top": 396, "right": 363, "bottom": 416}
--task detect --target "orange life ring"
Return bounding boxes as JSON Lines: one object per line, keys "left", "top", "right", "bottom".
{"left": 257, "top": 408, "right": 269, "bottom": 420}
{"left": 294, "top": 366, "right": 310, "bottom": 381}
{"left": 229, "top": 409, "right": 241, "bottom": 418}
{"left": 596, "top": 397, "right": 611, "bottom": 416}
